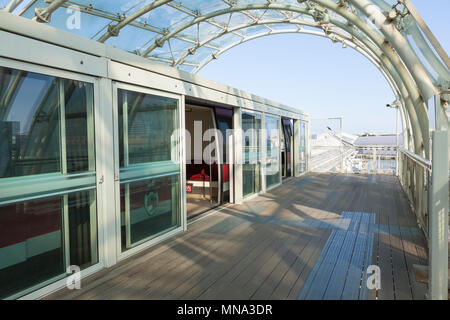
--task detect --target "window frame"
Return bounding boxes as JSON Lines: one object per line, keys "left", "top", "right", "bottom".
{"left": 112, "top": 81, "right": 185, "bottom": 261}
{"left": 0, "top": 57, "right": 105, "bottom": 300}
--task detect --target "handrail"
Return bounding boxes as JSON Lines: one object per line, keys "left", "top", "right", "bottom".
{"left": 399, "top": 148, "right": 432, "bottom": 170}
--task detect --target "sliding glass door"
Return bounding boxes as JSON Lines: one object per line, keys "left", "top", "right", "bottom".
{"left": 242, "top": 111, "right": 261, "bottom": 198}
{"left": 265, "top": 115, "right": 281, "bottom": 189}
{"left": 0, "top": 65, "right": 99, "bottom": 299}
{"left": 114, "top": 84, "right": 181, "bottom": 252}
{"left": 299, "top": 121, "right": 307, "bottom": 174}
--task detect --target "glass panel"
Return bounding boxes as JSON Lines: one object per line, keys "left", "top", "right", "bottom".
{"left": 265, "top": 115, "right": 280, "bottom": 189}
{"left": 120, "top": 175, "right": 180, "bottom": 250}
{"left": 0, "top": 66, "right": 95, "bottom": 179}
{"left": 118, "top": 89, "right": 179, "bottom": 167}
{"left": 0, "top": 190, "right": 98, "bottom": 299}
{"left": 117, "top": 87, "right": 181, "bottom": 252}
{"left": 68, "top": 189, "right": 98, "bottom": 269}
{"left": 0, "top": 67, "right": 60, "bottom": 178}
{"left": 215, "top": 107, "right": 233, "bottom": 203}
{"left": 0, "top": 196, "right": 63, "bottom": 299}
{"left": 64, "top": 79, "right": 95, "bottom": 173}
{"left": 242, "top": 111, "right": 261, "bottom": 197}
{"left": 299, "top": 121, "right": 307, "bottom": 174}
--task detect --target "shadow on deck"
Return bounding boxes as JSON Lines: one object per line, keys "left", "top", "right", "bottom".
{"left": 46, "top": 173, "right": 428, "bottom": 300}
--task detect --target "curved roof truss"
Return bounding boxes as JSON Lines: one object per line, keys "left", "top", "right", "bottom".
{"left": 3, "top": 0, "right": 449, "bottom": 157}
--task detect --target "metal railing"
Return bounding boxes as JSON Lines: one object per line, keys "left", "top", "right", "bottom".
{"left": 310, "top": 144, "right": 398, "bottom": 174}
{"left": 398, "top": 148, "right": 432, "bottom": 238}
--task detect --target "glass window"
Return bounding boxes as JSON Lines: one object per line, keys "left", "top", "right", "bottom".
{"left": 0, "top": 190, "right": 98, "bottom": 299}
{"left": 0, "top": 65, "right": 98, "bottom": 299}
{"left": 0, "top": 67, "right": 95, "bottom": 178}
{"left": 120, "top": 175, "right": 180, "bottom": 250}
{"left": 265, "top": 115, "right": 281, "bottom": 188}
{"left": 299, "top": 121, "right": 307, "bottom": 174}
{"left": 117, "top": 87, "right": 181, "bottom": 252}
{"left": 118, "top": 89, "right": 178, "bottom": 167}
{"left": 242, "top": 111, "right": 261, "bottom": 197}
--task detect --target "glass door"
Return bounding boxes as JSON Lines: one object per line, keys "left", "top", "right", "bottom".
{"left": 113, "top": 83, "right": 182, "bottom": 253}
{"left": 265, "top": 115, "right": 281, "bottom": 189}
{"left": 0, "top": 63, "right": 99, "bottom": 299}
{"left": 242, "top": 111, "right": 261, "bottom": 198}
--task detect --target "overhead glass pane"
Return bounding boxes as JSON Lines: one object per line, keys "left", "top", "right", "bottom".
{"left": 241, "top": 24, "right": 270, "bottom": 37}
{"left": 228, "top": 12, "right": 255, "bottom": 28}
{"left": 0, "top": 0, "right": 9, "bottom": 9}
{"left": 259, "top": 10, "right": 287, "bottom": 21}
{"left": 20, "top": 0, "right": 112, "bottom": 39}
{"left": 210, "top": 33, "right": 242, "bottom": 48}
{"left": 104, "top": 25, "right": 158, "bottom": 53}
{"left": 141, "top": 5, "right": 191, "bottom": 30}
{"left": 180, "top": 0, "right": 229, "bottom": 15}
{"left": 74, "top": 0, "right": 147, "bottom": 14}
{"left": 185, "top": 46, "right": 217, "bottom": 65}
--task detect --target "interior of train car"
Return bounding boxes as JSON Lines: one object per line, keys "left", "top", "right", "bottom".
{"left": 184, "top": 101, "right": 232, "bottom": 218}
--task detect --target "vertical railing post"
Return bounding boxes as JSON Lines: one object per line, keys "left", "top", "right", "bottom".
{"left": 429, "top": 94, "right": 449, "bottom": 300}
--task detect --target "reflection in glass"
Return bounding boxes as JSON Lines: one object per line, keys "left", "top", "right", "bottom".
{"left": 299, "top": 121, "right": 307, "bottom": 174}
{"left": 0, "top": 190, "right": 97, "bottom": 299}
{"left": 68, "top": 189, "right": 98, "bottom": 269}
{"left": 0, "top": 66, "right": 95, "bottom": 178}
{"left": 120, "top": 175, "right": 180, "bottom": 250}
{"left": 242, "top": 112, "right": 261, "bottom": 197}
{"left": 64, "top": 79, "right": 95, "bottom": 173}
{"left": 118, "top": 89, "right": 178, "bottom": 166}
{"left": 0, "top": 68, "right": 60, "bottom": 177}
{"left": 266, "top": 115, "right": 280, "bottom": 188}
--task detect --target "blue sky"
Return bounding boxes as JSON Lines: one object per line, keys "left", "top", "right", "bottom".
{"left": 198, "top": 0, "right": 449, "bottom": 135}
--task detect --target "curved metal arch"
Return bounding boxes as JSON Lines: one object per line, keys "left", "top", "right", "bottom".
{"left": 190, "top": 28, "right": 413, "bottom": 150}
{"left": 27, "top": 0, "right": 436, "bottom": 157}
{"left": 192, "top": 27, "right": 373, "bottom": 73}
{"left": 136, "top": 2, "right": 428, "bottom": 156}
{"left": 317, "top": 0, "right": 430, "bottom": 157}
{"left": 345, "top": 0, "right": 436, "bottom": 99}
{"left": 173, "top": 18, "right": 325, "bottom": 67}
{"left": 97, "top": 0, "right": 172, "bottom": 43}
{"left": 4, "top": 0, "right": 24, "bottom": 12}
{"left": 370, "top": 0, "right": 449, "bottom": 84}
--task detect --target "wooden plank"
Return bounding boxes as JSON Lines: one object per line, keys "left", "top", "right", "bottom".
{"left": 45, "top": 173, "right": 429, "bottom": 301}
{"left": 160, "top": 217, "right": 274, "bottom": 299}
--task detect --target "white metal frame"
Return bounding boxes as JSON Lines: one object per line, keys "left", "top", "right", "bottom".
{"left": 241, "top": 108, "right": 264, "bottom": 200}
{"left": 264, "top": 113, "right": 282, "bottom": 192}
{"left": 111, "top": 81, "right": 185, "bottom": 262}
{"left": 0, "top": 56, "right": 106, "bottom": 300}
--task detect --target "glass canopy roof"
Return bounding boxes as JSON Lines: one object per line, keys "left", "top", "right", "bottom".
{"left": 1, "top": 0, "right": 448, "bottom": 85}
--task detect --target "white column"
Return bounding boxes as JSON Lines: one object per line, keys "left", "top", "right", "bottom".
{"left": 429, "top": 94, "right": 449, "bottom": 300}
{"left": 98, "top": 77, "right": 118, "bottom": 268}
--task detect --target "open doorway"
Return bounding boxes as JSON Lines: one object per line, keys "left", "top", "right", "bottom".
{"left": 185, "top": 105, "right": 221, "bottom": 219}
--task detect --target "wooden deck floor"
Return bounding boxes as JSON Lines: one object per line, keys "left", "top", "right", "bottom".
{"left": 47, "top": 173, "right": 428, "bottom": 300}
